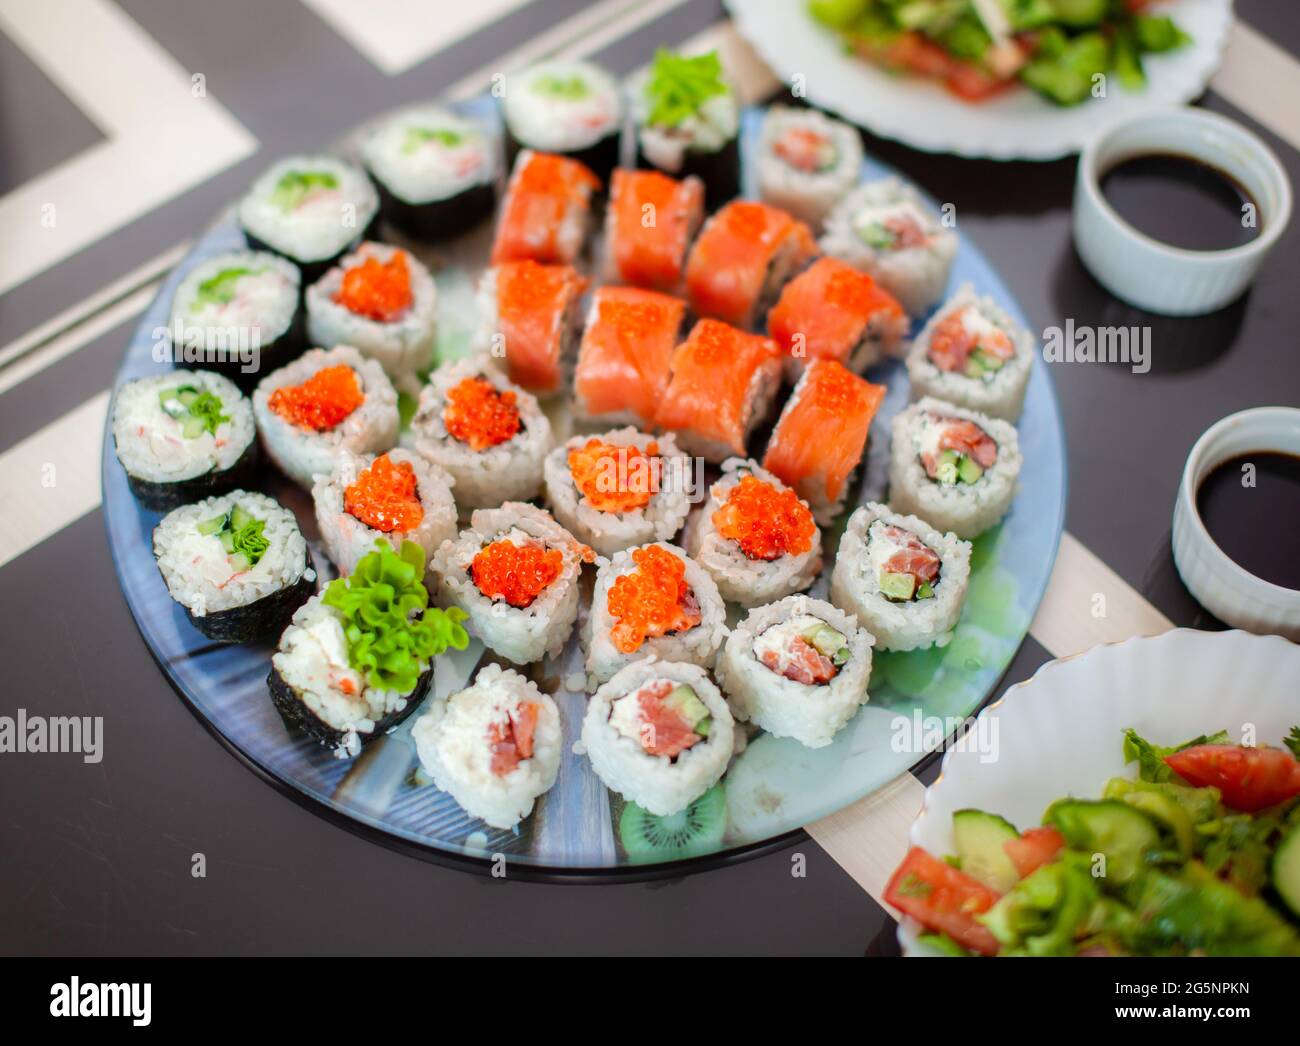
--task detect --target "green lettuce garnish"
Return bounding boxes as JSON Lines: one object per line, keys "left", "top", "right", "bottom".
{"left": 230, "top": 517, "right": 269, "bottom": 566}
{"left": 1285, "top": 726, "right": 1300, "bottom": 760}
{"left": 323, "top": 540, "right": 468, "bottom": 694}
{"left": 402, "top": 126, "right": 465, "bottom": 153}
{"left": 193, "top": 267, "right": 262, "bottom": 309}
{"left": 1123, "top": 727, "right": 1230, "bottom": 783}
{"left": 187, "top": 390, "right": 230, "bottom": 437}
{"left": 270, "top": 170, "right": 339, "bottom": 212}
{"left": 644, "top": 49, "right": 728, "bottom": 128}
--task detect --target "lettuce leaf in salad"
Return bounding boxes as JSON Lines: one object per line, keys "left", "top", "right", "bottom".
{"left": 1122, "top": 727, "right": 1230, "bottom": 783}
{"left": 1284, "top": 726, "right": 1300, "bottom": 760}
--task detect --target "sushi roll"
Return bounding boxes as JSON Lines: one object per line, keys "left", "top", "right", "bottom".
{"left": 472, "top": 260, "right": 586, "bottom": 398}
{"left": 412, "top": 664, "right": 561, "bottom": 830}
{"left": 762, "top": 359, "right": 886, "bottom": 525}
{"left": 238, "top": 155, "right": 378, "bottom": 283}
{"left": 166, "top": 251, "right": 303, "bottom": 387}
{"left": 683, "top": 459, "right": 821, "bottom": 608}
{"left": 360, "top": 104, "right": 497, "bottom": 241}
{"left": 501, "top": 60, "right": 623, "bottom": 182}
{"left": 305, "top": 242, "right": 437, "bottom": 387}
{"left": 905, "top": 284, "right": 1034, "bottom": 422}
{"left": 430, "top": 503, "right": 594, "bottom": 665}
{"left": 766, "top": 256, "right": 907, "bottom": 380}
{"left": 409, "top": 356, "right": 553, "bottom": 512}
{"left": 584, "top": 542, "right": 727, "bottom": 685}
{"left": 312, "top": 448, "right": 457, "bottom": 576}
{"left": 757, "top": 106, "right": 864, "bottom": 230}
{"left": 269, "top": 540, "right": 466, "bottom": 759}
{"left": 820, "top": 177, "right": 957, "bottom": 316}
{"left": 490, "top": 150, "right": 601, "bottom": 267}
{"left": 152, "top": 490, "right": 314, "bottom": 643}
{"left": 715, "top": 595, "right": 873, "bottom": 749}
{"left": 830, "top": 503, "right": 972, "bottom": 652}
{"left": 888, "top": 397, "right": 1022, "bottom": 539}
{"left": 602, "top": 168, "right": 705, "bottom": 292}
{"left": 573, "top": 286, "right": 687, "bottom": 430}
{"left": 685, "top": 201, "right": 816, "bottom": 330}
{"left": 111, "top": 370, "right": 257, "bottom": 511}
{"left": 629, "top": 49, "right": 741, "bottom": 210}
{"left": 580, "top": 659, "right": 734, "bottom": 817}
{"left": 655, "top": 319, "right": 783, "bottom": 464}
{"left": 253, "top": 345, "right": 399, "bottom": 489}
{"left": 544, "top": 428, "right": 693, "bottom": 558}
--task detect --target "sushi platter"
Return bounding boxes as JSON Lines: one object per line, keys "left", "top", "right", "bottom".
{"left": 103, "top": 53, "right": 1065, "bottom": 876}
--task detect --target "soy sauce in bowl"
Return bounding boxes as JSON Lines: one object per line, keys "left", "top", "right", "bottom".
{"left": 1196, "top": 452, "right": 1300, "bottom": 590}
{"left": 1101, "top": 154, "right": 1259, "bottom": 252}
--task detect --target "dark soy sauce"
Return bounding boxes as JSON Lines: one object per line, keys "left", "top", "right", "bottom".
{"left": 1100, "top": 153, "right": 1259, "bottom": 251}
{"left": 1196, "top": 452, "right": 1300, "bottom": 590}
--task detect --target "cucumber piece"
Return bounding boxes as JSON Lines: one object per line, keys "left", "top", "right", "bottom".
{"left": 1104, "top": 780, "right": 1196, "bottom": 858}
{"left": 952, "top": 809, "right": 1021, "bottom": 892}
{"left": 229, "top": 553, "right": 251, "bottom": 573}
{"left": 219, "top": 531, "right": 237, "bottom": 554}
{"left": 1273, "top": 823, "right": 1300, "bottom": 918}
{"left": 963, "top": 356, "right": 987, "bottom": 379}
{"left": 1046, "top": 799, "right": 1162, "bottom": 885}
{"left": 229, "top": 504, "right": 254, "bottom": 531}
{"left": 181, "top": 415, "right": 208, "bottom": 439}
{"left": 802, "top": 622, "right": 847, "bottom": 657}
{"left": 879, "top": 570, "right": 917, "bottom": 601}
{"left": 664, "top": 685, "right": 709, "bottom": 731}
{"left": 916, "top": 581, "right": 935, "bottom": 600}
{"left": 196, "top": 513, "right": 228, "bottom": 536}
{"left": 934, "top": 449, "right": 960, "bottom": 485}
{"left": 957, "top": 455, "right": 984, "bottom": 484}
{"left": 973, "top": 347, "right": 1005, "bottom": 372}
{"left": 176, "top": 386, "right": 201, "bottom": 406}
{"left": 695, "top": 716, "right": 712, "bottom": 739}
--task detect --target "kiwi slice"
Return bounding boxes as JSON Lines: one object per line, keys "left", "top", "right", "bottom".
{"left": 618, "top": 783, "right": 727, "bottom": 865}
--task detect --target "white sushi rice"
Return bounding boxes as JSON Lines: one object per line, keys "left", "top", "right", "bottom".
{"left": 888, "top": 397, "right": 1022, "bottom": 539}
{"left": 472, "top": 265, "right": 584, "bottom": 397}
{"left": 757, "top": 106, "right": 863, "bottom": 230}
{"left": 682, "top": 458, "right": 821, "bottom": 607}
{"left": 627, "top": 67, "right": 739, "bottom": 174}
{"left": 820, "top": 177, "right": 957, "bottom": 316}
{"left": 412, "top": 663, "right": 561, "bottom": 830}
{"left": 503, "top": 60, "right": 622, "bottom": 152}
{"left": 830, "top": 502, "right": 971, "bottom": 652}
{"left": 580, "top": 659, "right": 734, "bottom": 817}
{"left": 168, "top": 251, "right": 299, "bottom": 368}
{"left": 905, "top": 284, "right": 1034, "bottom": 422}
{"left": 361, "top": 105, "right": 496, "bottom": 204}
{"left": 239, "top": 155, "right": 378, "bottom": 264}
{"left": 715, "top": 595, "right": 874, "bottom": 749}
{"left": 253, "top": 345, "right": 400, "bottom": 489}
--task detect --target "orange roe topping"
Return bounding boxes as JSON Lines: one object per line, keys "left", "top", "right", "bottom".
{"left": 606, "top": 545, "right": 701, "bottom": 655}
{"left": 443, "top": 376, "right": 521, "bottom": 451}
{"left": 712, "top": 474, "right": 817, "bottom": 561}
{"left": 268, "top": 364, "right": 364, "bottom": 431}
{"left": 471, "top": 540, "right": 563, "bottom": 609}
{"left": 335, "top": 249, "right": 413, "bottom": 322}
{"left": 344, "top": 453, "right": 424, "bottom": 533}
{"left": 568, "top": 439, "right": 660, "bottom": 513}
{"left": 518, "top": 151, "right": 600, "bottom": 197}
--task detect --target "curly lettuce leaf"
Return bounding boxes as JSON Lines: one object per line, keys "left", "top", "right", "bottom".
{"left": 1123, "top": 727, "right": 1230, "bottom": 783}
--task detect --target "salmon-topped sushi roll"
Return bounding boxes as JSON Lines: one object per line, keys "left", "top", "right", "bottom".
{"left": 655, "top": 319, "right": 783, "bottom": 464}
{"left": 490, "top": 150, "right": 601, "bottom": 266}
{"left": 603, "top": 168, "right": 705, "bottom": 292}
{"left": 767, "top": 256, "right": 908, "bottom": 380}
{"left": 573, "top": 286, "right": 688, "bottom": 430}
{"left": 762, "top": 359, "right": 885, "bottom": 524}
{"left": 473, "top": 260, "right": 586, "bottom": 397}
{"left": 685, "top": 200, "right": 816, "bottom": 329}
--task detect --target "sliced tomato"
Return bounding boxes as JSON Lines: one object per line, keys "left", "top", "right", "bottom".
{"left": 1164, "top": 745, "right": 1300, "bottom": 813}
{"left": 884, "top": 847, "right": 1001, "bottom": 955}
{"left": 944, "top": 61, "right": 1012, "bottom": 101}
{"left": 1003, "top": 826, "right": 1065, "bottom": 879}
{"left": 880, "top": 32, "right": 953, "bottom": 79}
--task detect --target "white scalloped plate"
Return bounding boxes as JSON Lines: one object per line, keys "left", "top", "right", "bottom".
{"left": 898, "top": 628, "right": 1300, "bottom": 954}
{"left": 726, "top": 0, "right": 1234, "bottom": 160}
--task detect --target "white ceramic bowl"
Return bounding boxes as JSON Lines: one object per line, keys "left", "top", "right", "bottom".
{"left": 1172, "top": 406, "right": 1300, "bottom": 639}
{"left": 1073, "top": 107, "right": 1292, "bottom": 315}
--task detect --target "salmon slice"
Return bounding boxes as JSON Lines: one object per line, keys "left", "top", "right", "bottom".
{"left": 880, "top": 524, "right": 942, "bottom": 582}
{"left": 492, "top": 260, "right": 585, "bottom": 395}
{"left": 635, "top": 683, "right": 702, "bottom": 759}
{"left": 767, "top": 256, "right": 905, "bottom": 366}
{"left": 488, "top": 701, "right": 541, "bottom": 777}
{"left": 938, "top": 418, "right": 998, "bottom": 467}
{"left": 491, "top": 151, "right": 601, "bottom": 266}
{"left": 606, "top": 169, "right": 704, "bottom": 291}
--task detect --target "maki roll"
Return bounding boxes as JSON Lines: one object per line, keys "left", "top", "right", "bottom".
{"left": 431, "top": 503, "right": 594, "bottom": 665}
{"left": 820, "top": 177, "right": 957, "bottom": 316}
{"left": 763, "top": 359, "right": 886, "bottom": 525}
{"left": 152, "top": 490, "right": 314, "bottom": 643}
{"left": 253, "top": 345, "right": 399, "bottom": 489}
{"left": 111, "top": 370, "right": 257, "bottom": 511}
{"left": 655, "top": 319, "right": 783, "bottom": 464}
{"left": 685, "top": 201, "right": 816, "bottom": 329}
{"left": 472, "top": 260, "right": 586, "bottom": 397}
{"left": 360, "top": 104, "right": 497, "bottom": 241}
{"left": 603, "top": 168, "right": 704, "bottom": 292}
{"left": 269, "top": 540, "right": 467, "bottom": 759}
{"left": 573, "top": 286, "right": 687, "bottom": 430}
{"left": 166, "top": 251, "right": 302, "bottom": 387}
{"left": 905, "top": 284, "right": 1034, "bottom": 422}
{"left": 490, "top": 150, "right": 601, "bottom": 267}
{"left": 757, "top": 106, "right": 864, "bottom": 230}
{"left": 683, "top": 459, "right": 821, "bottom": 608}
{"left": 238, "top": 155, "right": 378, "bottom": 283}
{"left": 500, "top": 60, "right": 622, "bottom": 182}
{"left": 767, "top": 256, "right": 907, "bottom": 380}
{"left": 409, "top": 356, "right": 553, "bottom": 511}
{"left": 412, "top": 663, "right": 561, "bottom": 830}
{"left": 830, "top": 502, "right": 972, "bottom": 652}
{"left": 629, "top": 49, "right": 741, "bottom": 210}
{"left": 715, "top": 595, "right": 873, "bottom": 749}
{"left": 306, "top": 242, "right": 437, "bottom": 387}
{"left": 888, "top": 397, "right": 1022, "bottom": 540}
{"left": 312, "top": 448, "right": 457, "bottom": 576}
{"left": 544, "top": 428, "right": 693, "bottom": 558}
{"left": 580, "top": 660, "right": 734, "bottom": 817}
{"left": 584, "top": 542, "right": 727, "bottom": 685}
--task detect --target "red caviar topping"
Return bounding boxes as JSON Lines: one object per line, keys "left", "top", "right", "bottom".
{"left": 335, "top": 250, "right": 413, "bottom": 322}
{"left": 471, "top": 540, "right": 563, "bottom": 608}
{"left": 489, "top": 701, "right": 539, "bottom": 777}
{"left": 344, "top": 453, "right": 424, "bottom": 533}
{"left": 568, "top": 439, "right": 660, "bottom": 514}
{"left": 606, "top": 545, "right": 701, "bottom": 654}
{"left": 268, "top": 364, "right": 364, "bottom": 431}
{"left": 517, "top": 151, "right": 600, "bottom": 197}
{"left": 443, "top": 376, "right": 521, "bottom": 451}
{"left": 712, "top": 474, "right": 816, "bottom": 561}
